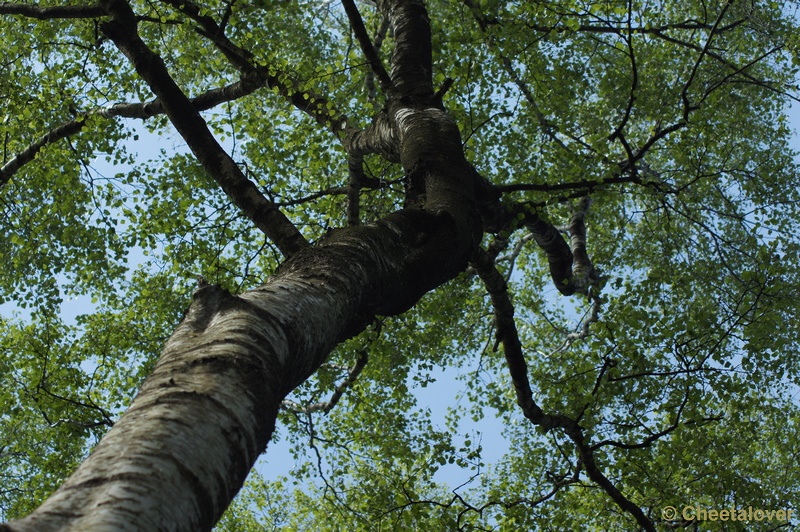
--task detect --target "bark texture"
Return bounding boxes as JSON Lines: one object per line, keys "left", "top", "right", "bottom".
{"left": 0, "top": 1, "right": 582, "bottom": 530}
{"left": 1, "top": 209, "right": 475, "bottom": 532}
{"left": 1, "top": 0, "right": 481, "bottom": 528}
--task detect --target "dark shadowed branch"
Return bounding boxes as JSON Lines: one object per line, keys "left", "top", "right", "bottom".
{"left": 471, "top": 247, "right": 655, "bottom": 531}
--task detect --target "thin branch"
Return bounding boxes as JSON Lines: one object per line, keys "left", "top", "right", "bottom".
{"left": 366, "top": 15, "right": 391, "bottom": 105}
{"left": 0, "top": 71, "right": 274, "bottom": 187}
{"left": 608, "top": 0, "right": 638, "bottom": 162}
{"left": 497, "top": 173, "right": 643, "bottom": 193}
{"left": 697, "top": 44, "right": 786, "bottom": 106}
{"left": 496, "top": 165, "right": 683, "bottom": 196}
{"left": 649, "top": 29, "right": 799, "bottom": 103}
{"left": 347, "top": 154, "right": 363, "bottom": 225}
{"left": 548, "top": 287, "right": 603, "bottom": 357}
{"left": 681, "top": 0, "right": 734, "bottom": 120}
{"left": 276, "top": 186, "right": 348, "bottom": 207}
{"left": 158, "top": 0, "right": 253, "bottom": 72}
{"left": 281, "top": 350, "right": 369, "bottom": 414}
{"left": 471, "top": 0, "right": 794, "bottom": 202}
{"left": 463, "top": 0, "right": 566, "bottom": 149}
{"left": 591, "top": 387, "right": 692, "bottom": 451}
{"left": 159, "top": 0, "right": 351, "bottom": 136}
{"left": 273, "top": 177, "right": 395, "bottom": 207}
{"left": 218, "top": 0, "right": 235, "bottom": 33}
{"left": 525, "top": 17, "right": 747, "bottom": 38}
{"left": 0, "top": 3, "right": 104, "bottom": 19}
{"left": 385, "top": 484, "right": 573, "bottom": 531}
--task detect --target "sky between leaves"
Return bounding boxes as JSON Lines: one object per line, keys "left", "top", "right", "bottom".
{"left": 1, "top": 1, "right": 800, "bottom": 529}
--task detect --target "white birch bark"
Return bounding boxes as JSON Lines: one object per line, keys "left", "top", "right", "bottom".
{"left": 0, "top": 207, "right": 474, "bottom": 532}
{"left": 0, "top": 2, "right": 580, "bottom": 530}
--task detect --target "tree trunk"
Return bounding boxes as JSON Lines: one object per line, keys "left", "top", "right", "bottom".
{"left": 1, "top": 143, "right": 478, "bottom": 532}
{"left": 1, "top": 1, "right": 484, "bottom": 529}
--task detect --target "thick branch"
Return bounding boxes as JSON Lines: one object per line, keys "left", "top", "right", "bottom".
{"left": 523, "top": 213, "right": 575, "bottom": 294}
{"left": 565, "top": 197, "right": 597, "bottom": 294}
{"left": 1, "top": 119, "right": 86, "bottom": 187}
{"left": 2, "top": 207, "right": 474, "bottom": 532}
{"left": 344, "top": 110, "right": 400, "bottom": 161}
{"left": 376, "top": 0, "right": 434, "bottom": 98}
{"left": 99, "top": 0, "right": 308, "bottom": 257}
{"left": 470, "top": 248, "right": 550, "bottom": 425}
{"left": 499, "top": 199, "right": 597, "bottom": 296}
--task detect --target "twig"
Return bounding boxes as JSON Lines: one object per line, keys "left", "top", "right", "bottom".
{"left": 281, "top": 349, "right": 369, "bottom": 414}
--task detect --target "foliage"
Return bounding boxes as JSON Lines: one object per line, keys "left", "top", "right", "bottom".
{"left": 1, "top": 0, "right": 800, "bottom": 529}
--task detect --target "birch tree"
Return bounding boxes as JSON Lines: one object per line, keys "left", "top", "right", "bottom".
{"left": 1, "top": 0, "right": 799, "bottom": 530}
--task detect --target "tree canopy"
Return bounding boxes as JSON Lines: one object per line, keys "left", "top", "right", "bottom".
{"left": 1, "top": 0, "right": 799, "bottom": 530}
